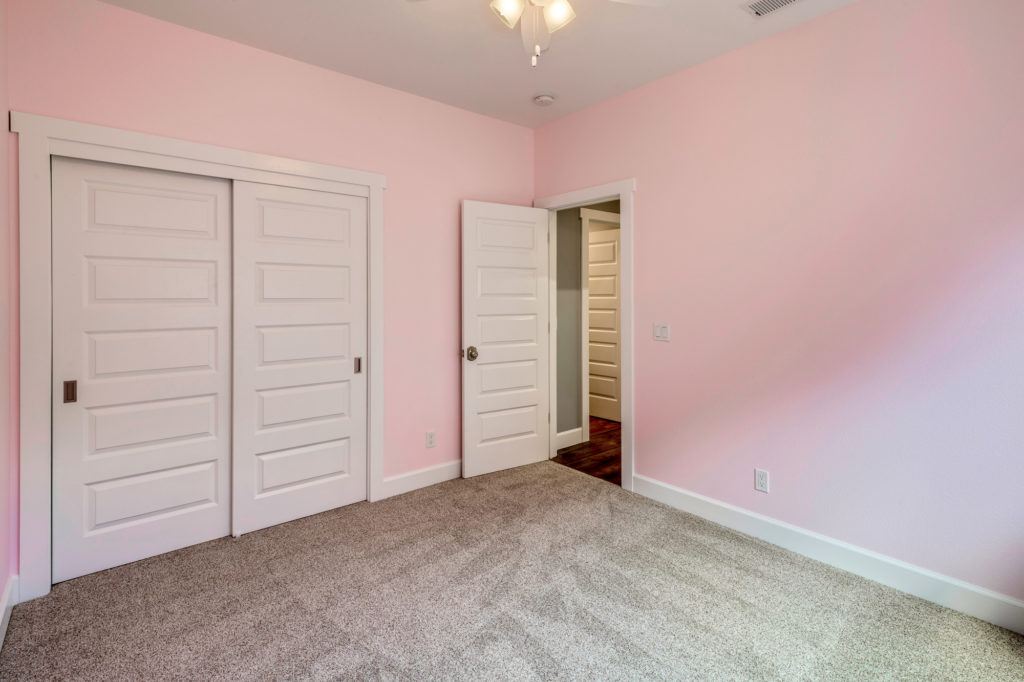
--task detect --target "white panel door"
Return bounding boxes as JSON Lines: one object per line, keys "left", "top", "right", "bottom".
{"left": 462, "top": 200, "right": 550, "bottom": 477}
{"left": 51, "top": 158, "right": 231, "bottom": 582}
{"left": 232, "top": 181, "right": 367, "bottom": 535}
{"left": 589, "top": 226, "right": 621, "bottom": 422}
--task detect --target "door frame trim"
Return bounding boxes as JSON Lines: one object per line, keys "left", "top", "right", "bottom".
{"left": 535, "top": 179, "right": 636, "bottom": 491}
{"left": 12, "top": 112, "right": 387, "bottom": 601}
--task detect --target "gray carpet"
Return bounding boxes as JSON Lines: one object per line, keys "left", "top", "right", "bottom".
{"left": 1, "top": 462, "right": 1022, "bottom": 680}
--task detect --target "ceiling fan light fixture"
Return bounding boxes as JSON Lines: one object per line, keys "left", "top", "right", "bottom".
{"left": 520, "top": 4, "right": 551, "bottom": 57}
{"left": 489, "top": 0, "right": 526, "bottom": 29}
{"left": 542, "top": 0, "right": 576, "bottom": 33}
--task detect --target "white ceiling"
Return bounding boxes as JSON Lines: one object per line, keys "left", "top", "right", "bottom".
{"left": 99, "top": 0, "right": 855, "bottom": 127}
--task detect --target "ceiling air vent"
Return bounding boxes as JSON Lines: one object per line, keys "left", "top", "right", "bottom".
{"left": 745, "top": 0, "right": 801, "bottom": 17}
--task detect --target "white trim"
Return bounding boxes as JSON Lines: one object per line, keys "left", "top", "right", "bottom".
{"left": 0, "top": 575, "right": 18, "bottom": 648}
{"left": 535, "top": 179, "right": 636, "bottom": 491}
{"left": 12, "top": 113, "right": 384, "bottom": 189}
{"left": 633, "top": 474, "right": 1024, "bottom": 635}
{"left": 554, "top": 428, "right": 584, "bottom": 451}
{"left": 367, "top": 182, "right": 386, "bottom": 502}
{"left": 378, "top": 460, "right": 462, "bottom": 499}
{"left": 536, "top": 179, "right": 636, "bottom": 214}
{"left": 547, "top": 210, "right": 559, "bottom": 457}
{"left": 12, "top": 112, "right": 387, "bottom": 601}
{"left": 579, "top": 211, "right": 591, "bottom": 445}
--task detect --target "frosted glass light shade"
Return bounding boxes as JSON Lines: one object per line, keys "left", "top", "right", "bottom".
{"left": 490, "top": 0, "right": 526, "bottom": 29}
{"left": 543, "top": 0, "right": 576, "bottom": 33}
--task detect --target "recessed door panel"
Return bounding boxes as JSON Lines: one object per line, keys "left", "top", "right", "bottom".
{"left": 257, "top": 439, "right": 351, "bottom": 494}
{"left": 257, "top": 381, "right": 351, "bottom": 429}
{"left": 88, "top": 328, "right": 216, "bottom": 378}
{"left": 88, "top": 394, "right": 217, "bottom": 454}
{"left": 87, "top": 461, "right": 218, "bottom": 531}
{"left": 89, "top": 182, "right": 218, "bottom": 238}
{"left": 89, "top": 257, "right": 217, "bottom": 304}
{"left": 259, "top": 324, "right": 349, "bottom": 365}
{"left": 259, "top": 200, "right": 351, "bottom": 243}
{"left": 259, "top": 263, "right": 350, "bottom": 301}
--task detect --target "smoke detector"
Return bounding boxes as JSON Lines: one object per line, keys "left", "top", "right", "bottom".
{"left": 533, "top": 94, "right": 556, "bottom": 107}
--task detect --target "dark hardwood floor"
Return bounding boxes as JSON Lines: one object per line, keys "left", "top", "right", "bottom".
{"left": 553, "top": 417, "right": 621, "bottom": 486}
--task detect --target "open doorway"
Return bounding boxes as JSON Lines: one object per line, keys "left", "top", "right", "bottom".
{"left": 460, "top": 180, "right": 634, "bottom": 488}
{"left": 547, "top": 197, "right": 626, "bottom": 487}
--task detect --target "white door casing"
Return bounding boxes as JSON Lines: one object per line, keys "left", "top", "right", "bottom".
{"left": 51, "top": 158, "right": 232, "bottom": 581}
{"left": 232, "top": 181, "right": 368, "bottom": 535}
{"left": 586, "top": 211, "right": 621, "bottom": 422}
{"left": 462, "top": 200, "right": 550, "bottom": 477}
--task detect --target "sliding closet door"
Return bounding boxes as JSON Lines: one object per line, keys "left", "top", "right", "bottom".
{"left": 232, "top": 182, "right": 368, "bottom": 535}
{"left": 51, "top": 158, "right": 232, "bottom": 582}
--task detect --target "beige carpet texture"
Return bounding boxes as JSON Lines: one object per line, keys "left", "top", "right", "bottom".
{"left": 1, "top": 462, "right": 1022, "bottom": 680}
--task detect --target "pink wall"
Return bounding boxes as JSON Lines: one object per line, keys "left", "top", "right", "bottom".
{"left": 5, "top": 0, "right": 534, "bottom": 488}
{"left": 537, "top": 0, "right": 1024, "bottom": 599}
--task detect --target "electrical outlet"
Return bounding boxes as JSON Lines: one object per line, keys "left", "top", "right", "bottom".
{"left": 425, "top": 431, "right": 437, "bottom": 449}
{"left": 755, "top": 468, "right": 770, "bottom": 494}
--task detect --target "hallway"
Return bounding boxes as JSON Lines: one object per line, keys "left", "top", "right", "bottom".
{"left": 552, "top": 417, "right": 621, "bottom": 486}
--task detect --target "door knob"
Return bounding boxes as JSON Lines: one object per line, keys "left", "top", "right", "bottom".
{"left": 466, "top": 346, "right": 479, "bottom": 361}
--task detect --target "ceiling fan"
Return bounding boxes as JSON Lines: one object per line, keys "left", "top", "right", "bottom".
{"left": 409, "top": 0, "right": 666, "bottom": 67}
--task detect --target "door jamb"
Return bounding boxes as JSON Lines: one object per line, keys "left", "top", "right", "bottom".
{"left": 536, "top": 179, "right": 636, "bottom": 490}
{"left": 12, "top": 112, "right": 388, "bottom": 602}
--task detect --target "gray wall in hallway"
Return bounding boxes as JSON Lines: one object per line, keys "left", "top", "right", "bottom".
{"left": 557, "top": 207, "right": 583, "bottom": 433}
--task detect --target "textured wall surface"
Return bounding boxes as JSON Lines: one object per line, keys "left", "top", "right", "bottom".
{"left": 536, "top": 0, "right": 1024, "bottom": 599}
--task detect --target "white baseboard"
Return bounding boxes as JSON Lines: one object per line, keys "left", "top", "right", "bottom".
{"left": 0, "top": 575, "right": 19, "bottom": 649}
{"left": 554, "top": 428, "right": 584, "bottom": 451}
{"left": 378, "top": 460, "right": 461, "bottom": 500}
{"left": 633, "top": 474, "right": 1024, "bottom": 635}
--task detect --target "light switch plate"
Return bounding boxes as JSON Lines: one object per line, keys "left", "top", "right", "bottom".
{"left": 653, "top": 323, "right": 671, "bottom": 341}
